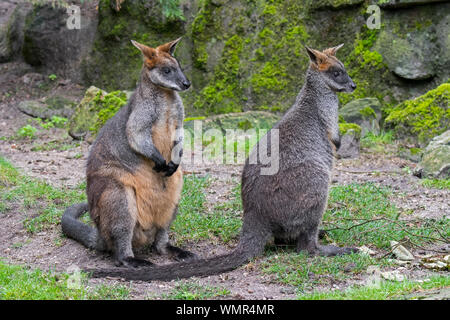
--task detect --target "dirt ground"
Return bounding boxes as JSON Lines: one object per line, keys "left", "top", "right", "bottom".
{"left": 0, "top": 61, "right": 448, "bottom": 299}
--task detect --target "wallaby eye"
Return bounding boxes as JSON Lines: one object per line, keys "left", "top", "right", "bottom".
{"left": 333, "top": 71, "right": 340, "bottom": 77}
{"left": 163, "top": 67, "right": 171, "bottom": 74}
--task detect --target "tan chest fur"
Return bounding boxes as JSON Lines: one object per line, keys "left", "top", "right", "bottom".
{"left": 119, "top": 105, "right": 183, "bottom": 232}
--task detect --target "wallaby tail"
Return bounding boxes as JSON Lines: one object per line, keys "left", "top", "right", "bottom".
{"left": 61, "top": 202, "right": 106, "bottom": 251}
{"left": 86, "top": 223, "right": 270, "bottom": 282}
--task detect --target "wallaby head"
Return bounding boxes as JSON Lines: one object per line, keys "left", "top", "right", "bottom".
{"left": 131, "top": 38, "right": 191, "bottom": 91}
{"left": 305, "top": 44, "right": 356, "bottom": 93}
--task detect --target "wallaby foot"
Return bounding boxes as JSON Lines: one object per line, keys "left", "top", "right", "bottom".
{"left": 167, "top": 245, "right": 198, "bottom": 262}
{"left": 316, "top": 245, "right": 358, "bottom": 257}
{"left": 115, "top": 256, "right": 154, "bottom": 268}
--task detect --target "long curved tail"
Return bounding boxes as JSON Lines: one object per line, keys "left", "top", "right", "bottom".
{"left": 61, "top": 202, "right": 106, "bottom": 251}
{"left": 86, "top": 223, "right": 270, "bottom": 282}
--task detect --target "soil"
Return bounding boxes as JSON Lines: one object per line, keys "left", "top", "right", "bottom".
{"left": 0, "top": 61, "right": 448, "bottom": 300}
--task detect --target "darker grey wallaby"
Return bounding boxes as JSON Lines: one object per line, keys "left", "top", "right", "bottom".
{"left": 61, "top": 38, "right": 197, "bottom": 267}
{"left": 86, "top": 44, "right": 358, "bottom": 281}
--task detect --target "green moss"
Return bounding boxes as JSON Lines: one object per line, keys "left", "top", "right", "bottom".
{"left": 193, "top": 35, "right": 244, "bottom": 114}
{"left": 385, "top": 82, "right": 450, "bottom": 145}
{"left": 339, "top": 25, "right": 391, "bottom": 107}
{"left": 339, "top": 123, "right": 362, "bottom": 138}
{"left": 90, "top": 90, "right": 128, "bottom": 135}
{"left": 359, "top": 106, "right": 377, "bottom": 118}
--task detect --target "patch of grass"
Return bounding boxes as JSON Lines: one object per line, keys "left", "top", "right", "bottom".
{"left": 261, "top": 251, "right": 391, "bottom": 291}
{"left": 15, "top": 125, "right": 37, "bottom": 139}
{"left": 297, "top": 275, "right": 450, "bottom": 300}
{"left": 323, "top": 183, "right": 449, "bottom": 249}
{"left": 360, "top": 131, "right": 394, "bottom": 153}
{"left": 31, "top": 139, "right": 80, "bottom": 152}
{"left": 160, "top": 281, "right": 230, "bottom": 300}
{"left": 171, "top": 176, "right": 242, "bottom": 245}
{"left": 0, "top": 157, "right": 86, "bottom": 233}
{"left": 0, "top": 260, "right": 129, "bottom": 300}
{"left": 421, "top": 178, "right": 450, "bottom": 190}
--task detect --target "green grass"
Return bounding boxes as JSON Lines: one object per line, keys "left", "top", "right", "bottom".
{"left": 171, "top": 176, "right": 242, "bottom": 245}
{"left": 159, "top": 281, "right": 231, "bottom": 300}
{"left": 0, "top": 260, "right": 129, "bottom": 300}
{"left": 261, "top": 251, "right": 392, "bottom": 291}
{"left": 297, "top": 275, "right": 450, "bottom": 300}
{"left": 323, "top": 183, "right": 449, "bottom": 249}
{"left": 0, "top": 157, "right": 86, "bottom": 233}
{"left": 420, "top": 178, "right": 450, "bottom": 190}
{"left": 361, "top": 131, "right": 394, "bottom": 153}
{"left": 31, "top": 140, "right": 79, "bottom": 152}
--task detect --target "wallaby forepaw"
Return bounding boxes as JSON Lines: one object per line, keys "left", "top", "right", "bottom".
{"left": 167, "top": 245, "right": 198, "bottom": 261}
{"left": 164, "top": 161, "right": 179, "bottom": 177}
{"left": 116, "top": 257, "right": 154, "bottom": 268}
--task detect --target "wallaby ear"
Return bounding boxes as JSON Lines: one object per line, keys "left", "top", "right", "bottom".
{"left": 131, "top": 40, "right": 156, "bottom": 59}
{"left": 305, "top": 46, "right": 327, "bottom": 66}
{"left": 323, "top": 43, "right": 344, "bottom": 56}
{"left": 157, "top": 37, "right": 182, "bottom": 56}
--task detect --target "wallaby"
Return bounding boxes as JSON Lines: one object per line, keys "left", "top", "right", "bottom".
{"left": 61, "top": 38, "right": 196, "bottom": 267}
{"left": 86, "top": 44, "right": 358, "bottom": 280}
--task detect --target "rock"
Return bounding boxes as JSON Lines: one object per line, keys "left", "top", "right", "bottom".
{"left": 340, "top": 98, "right": 382, "bottom": 135}
{"left": 68, "top": 86, "right": 128, "bottom": 141}
{"left": 17, "top": 96, "right": 77, "bottom": 119}
{"left": 337, "top": 123, "right": 361, "bottom": 159}
{"left": 0, "top": 0, "right": 30, "bottom": 62}
{"left": 391, "top": 241, "right": 415, "bottom": 261}
{"left": 386, "top": 83, "right": 450, "bottom": 146}
{"left": 22, "top": 2, "right": 98, "bottom": 83}
{"left": 359, "top": 245, "right": 376, "bottom": 256}
{"left": 381, "top": 270, "right": 406, "bottom": 282}
{"left": 374, "top": 30, "right": 436, "bottom": 80}
{"left": 398, "top": 147, "right": 422, "bottom": 163}
{"left": 307, "top": 0, "right": 364, "bottom": 10}
{"left": 376, "top": 0, "right": 446, "bottom": 8}
{"left": 414, "top": 130, "right": 450, "bottom": 178}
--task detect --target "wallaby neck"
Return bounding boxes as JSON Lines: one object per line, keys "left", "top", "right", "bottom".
{"left": 292, "top": 67, "right": 339, "bottom": 132}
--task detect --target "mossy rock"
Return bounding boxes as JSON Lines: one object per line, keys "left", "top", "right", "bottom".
{"left": 338, "top": 122, "right": 361, "bottom": 159}
{"left": 385, "top": 82, "right": 450, "bottom": 146}
{"left": 373, "top": 29, "right": 436, "bottom": 80}
{"left": 340, "top": 98, "right": 381, "bottom": 135}
{"left": 17, "top": 96, "right": 77, "bottom": 119}
{"left": 68, "top": 86, "right": 128, "bottom": 141}
{"left": 415, "top": 130, "right": 450, "bottom": 178}
{"left": 306, "top": 0, "right": 364, "bottom": 10}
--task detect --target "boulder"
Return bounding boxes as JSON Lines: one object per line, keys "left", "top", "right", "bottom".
{"left": 376, "top": 0, "right": 447, "bottom": 8}
{"left": 414, "top": 130, "right": 450, "bottom": 178}
{"left": 68, "top": 86, "right": 128, "bottom": 141}
{"left": 337, "top": 123, "right": 361, "bottom": 159}
{"left": 17, "top": 95, "right": 77, "bottom": 119}
{"left": 374, "top": 30, "right": 436, "bottom": 80}
{"left": 306, "top": 0, "right": 364, "bottom": 10}
{"left": 339, "top": 98, "right": 382, "bottom": 136}
{"left": 22, "top": 2, "right": 98, "bottom": 83}
{"left": 385, "top": 82, "right": 449, "bottom": 146}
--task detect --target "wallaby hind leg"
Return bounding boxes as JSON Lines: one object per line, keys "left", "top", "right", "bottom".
{"left": 296, "top": 228, "right": 358, "bottom": 256}
{"left": 153, "top": 228, "right": 197, "bottom": 262}
{"left": 101, "top": 185, "right": 153, "bottom": 267}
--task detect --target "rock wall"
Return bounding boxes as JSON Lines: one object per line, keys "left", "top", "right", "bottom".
{"left": 20, "top": 0, "right": 450, "bottom": 116}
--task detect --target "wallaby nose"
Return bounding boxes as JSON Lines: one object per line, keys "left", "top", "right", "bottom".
{"left": 351, "top": 82, "right": 357, "bottom": 90}
{"left": 182, "top": 80, "right": 191, "bottom": 89}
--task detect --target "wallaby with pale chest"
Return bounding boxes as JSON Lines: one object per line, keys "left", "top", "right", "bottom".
{"left": 61, "top": 38, "right": 196, "bottom": 267}
{"left": 87, "top": 44, "right": 358, "bottom": 280}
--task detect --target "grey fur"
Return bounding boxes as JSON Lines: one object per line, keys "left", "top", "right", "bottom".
{"left": 61, "top": 40, "right": 194, "bottom": 267}
{"left": 85, "top": 45, "right": 359, "bottom": 281}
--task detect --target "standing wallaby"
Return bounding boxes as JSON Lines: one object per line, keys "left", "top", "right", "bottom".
{"left": 61, "top": 38, "right": 196, "bottom": 267}
{"left": 86, "top": 44, "right": 358, "bottom": 280}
